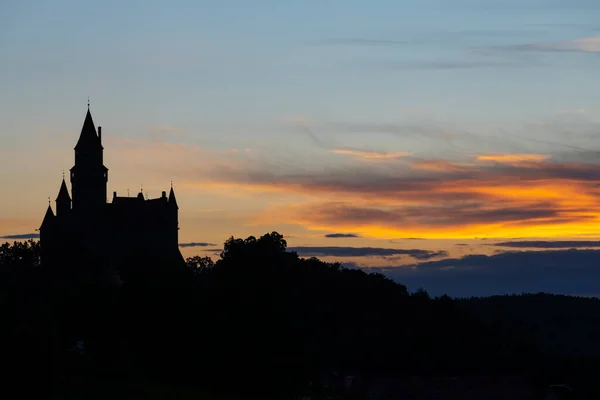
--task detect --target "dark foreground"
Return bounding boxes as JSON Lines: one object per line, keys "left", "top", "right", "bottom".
{"left": 3, "top": 235, "right": 600, "bottom": 399}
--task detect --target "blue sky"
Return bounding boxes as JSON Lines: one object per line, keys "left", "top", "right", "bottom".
{"left": 2, "top": 0, "right": 600, "bottom": 296}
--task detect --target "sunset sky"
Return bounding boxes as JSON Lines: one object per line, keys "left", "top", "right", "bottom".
{"left": 2, "top": 1, "right": 600, "bottom": 296}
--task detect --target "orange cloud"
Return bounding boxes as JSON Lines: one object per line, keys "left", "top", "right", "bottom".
{"left": 331, "top": 149, "right": 410, "bottom": 160}
{"left": 194, "top": 153, "right": 600, "bottom": 240}
{"left": 61, "top": 136, "right": 600, "bottom": 241}
{"left": 476, "top": 154, "right": 550, "bottom": 164}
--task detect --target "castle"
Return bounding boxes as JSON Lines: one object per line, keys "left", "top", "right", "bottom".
{"left": 39, "top": 107, "right": 183, "bottom": 277}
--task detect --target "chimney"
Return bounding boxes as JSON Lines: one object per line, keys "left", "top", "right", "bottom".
{"left": 113, "top": 191, "right": 117, "bottom": 199}
{"left": 98, "top": 126, "right": 102, "bottom": 143}
{"left": 162, "top": 191, "right": 167, "bottom": 198}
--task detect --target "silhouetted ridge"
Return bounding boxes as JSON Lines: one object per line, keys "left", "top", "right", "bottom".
{"left": 2, "top": 236, "right": 600, "bottom": 397}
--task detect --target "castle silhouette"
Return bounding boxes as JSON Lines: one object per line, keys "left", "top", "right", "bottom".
{"left": 39, "top": 107, "right": 183, "bottom": 276}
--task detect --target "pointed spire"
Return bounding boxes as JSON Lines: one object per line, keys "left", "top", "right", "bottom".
{"left": 40, "top": 203, "right": 55, "bottom": 229}
{"left": 74, "top": 107, "right": 102, "bottom": 150}
{"left": 168, "top": 183, "right": 178, "bottom": 209}
{"left": 56, "top": 178, "right": 71, "bottom": 202}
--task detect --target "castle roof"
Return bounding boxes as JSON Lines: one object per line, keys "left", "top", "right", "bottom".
{"left": 40, "top": 204, "right": 55, "bottom": 229}
{"left": 169, "top": 187, "right": 178, "bottom": 209}
{"left": 56, "top": 178, "right": 71, "bottom": 202}
{"left": 74, "top": 108, "right": 102, "bottom": 151}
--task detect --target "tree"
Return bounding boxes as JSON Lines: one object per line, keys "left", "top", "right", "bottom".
{"left": 0, "top": 240, "right": 41, "bottom": 268}
{"left": 413, "top": 288, "right": 431, "bottom": 300}
{"left": 220, "top": 231, "right": 288, "bottom": 259}
{"left": 185, "top": 255, "right": 215, "bottom": 274}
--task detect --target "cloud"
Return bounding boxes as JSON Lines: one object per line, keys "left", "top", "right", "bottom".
{"left": 179, "top": 242, "right": 217, "bottom": 248}
{"left": 288, "top": 246, "right": 448, "bottom": 260}
{"left": 203, "top": 248, "right": 223, "bottom": 253}
{"left": 367, "top": 249, "right": 600, "bottom": 298}
{"left": 135, "top": 120, "right": 600, "bottom": 241}
{"left": 0, "top": 233, "right": 39, "bottom": 240}
{"left": 331, "top": 149, "right": 410, "bottom": 160}
{"left": 557, "top": 109, "right": 586, "bottom": 115}
{"left": 493, "top": 241, "right": 600, "bottom": 249}
{"left": 214, "top": 152, "right": 600, "bottom": 239}
{"left": 148, "top": 125, "right": 188, "bottom": 141}
{"left": 513, "top": 35, "right": 600, "bottom": 53}
{"left": 281, "top": 116, "right": 329, "bottom": 149}
{"left": 387, "top": 59, "right": 538, "bottom": 70}
{"left": 324, "top": 233, "right": 360, "bottom": 238}
{"left": 313, "top": 38, "right": 411, "bottom": 47}
{"left": 475, "top": 154, "right": 550, "bottom": 163}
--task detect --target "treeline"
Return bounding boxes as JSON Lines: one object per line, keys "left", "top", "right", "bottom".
{"left": 0, "top": 234, "right": 597, "bottom": 396}
{"left": 457, "top": 293, "right": 600, "bottom": 358}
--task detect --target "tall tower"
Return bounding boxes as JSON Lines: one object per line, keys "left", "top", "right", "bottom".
{"left": 69, "top": 107, "right": 108, "bottom": 212}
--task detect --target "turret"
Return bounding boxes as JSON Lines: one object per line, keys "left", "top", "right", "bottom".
{"left": 70, "top": 107, "right": 108, "bottom": 212}
{"left": 168, "top": 186, "right": 178, "bottom": 209}
{"left": 55, "top": 178, "right": 72, "bottom": 217}
{"left": 168, "top": 185, "right": 179, "bottom": 247}
{"left": 40, "top": 203, "right": 55, "bottom": 230}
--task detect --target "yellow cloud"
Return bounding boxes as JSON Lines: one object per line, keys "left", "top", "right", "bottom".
{"left": 476, "top": 154, "right": 550, "bottom": 163}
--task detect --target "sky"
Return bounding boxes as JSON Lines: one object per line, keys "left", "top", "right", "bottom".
{"left": 2, "top": 0, "right": 600, "bottom": 297}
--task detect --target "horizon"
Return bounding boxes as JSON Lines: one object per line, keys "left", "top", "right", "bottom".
{"left": 2, "top": 0, "right": 600, "bottom": 297}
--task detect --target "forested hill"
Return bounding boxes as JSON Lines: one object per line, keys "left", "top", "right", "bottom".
{"left": 1, "top": 234, "right": 600, "bottom": 397}
{"left": 457, "top": 293, "right": 600, "bottom": 358}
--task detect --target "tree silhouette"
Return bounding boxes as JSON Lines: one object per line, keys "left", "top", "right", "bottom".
{"left": 3, "top": 233, "right": 600, "bottom": 397}
{"left": 0, "top": 239, "right": 40, "bottom": 269}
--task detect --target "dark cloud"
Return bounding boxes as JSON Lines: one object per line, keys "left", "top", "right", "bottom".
{"left": 203, "top": 248, "right": 223, "bottom": 253}
{"left": 365, "top": 249, "right": 600, "bottom": 298}
{"left": 493, "top": 241, "right": 600, "bottom": 249}
{"left": 324, "top": 233, "right": 360, "bottom": 238}
{"left": 1, "top": 233, "right": 39, "bottom": 240}
{"left": 211, "top": 140, "right": 600, "bottom": 230}
{"left": 288, "top": 246, "right": 448, "bottom": 260}
{"left": 295, "top": 201, "right": 566, "bottom": 230}
{"left": 179, "top": 242, "right": 217, "bottom": 248}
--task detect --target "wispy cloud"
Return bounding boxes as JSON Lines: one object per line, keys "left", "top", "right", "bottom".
{"left": 288, "top": 246, "right": 448, "bottom": 260}
{"left": 557, "top": 109, "right": 586, "bottom": 114}
{"left": 324, "top": 233, "right": 360, "bottom": 238}
{"left": 148, "top": 125, "right": 188, "bottom": 137}
{"left": 476, "top": 154, "right": 550, "bottom": 163}
{"left": 331, "top": 149, "right": 410, "bottom": 160}
{"left": 179, "top": 242, "right": 217, "bottom": 248}
{"left": 313, "top": 38, "right": 411, "bottom": 46}
{"left": 514, "top": 35, "right": 600, "bottom": 53}
{"left": 493, "top": 241, "right": 600, "bottom": 249}
{"left": 208, "top": 153, "right": 600, "bottom": 239}
{"left": 0, "top": 233, "right": 39, "bottom": 240}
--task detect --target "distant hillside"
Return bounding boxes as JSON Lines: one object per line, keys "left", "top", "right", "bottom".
{"left": 457, "top": 293, "right": 600, "bottom": 358}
